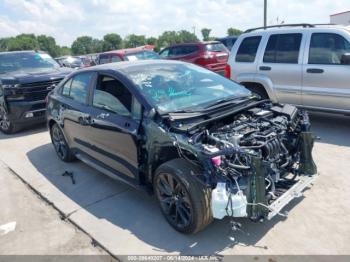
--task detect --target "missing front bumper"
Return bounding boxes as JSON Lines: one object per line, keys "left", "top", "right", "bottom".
{"left": 267, "top": 174, "right": 317, "bottom": 220}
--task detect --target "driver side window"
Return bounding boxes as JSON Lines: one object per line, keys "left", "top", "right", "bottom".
{"left": 93, "top": 75, "right": 142, "bottom": 119}
{"left": 93, "top": 75, "right": 131, "bottom": 116}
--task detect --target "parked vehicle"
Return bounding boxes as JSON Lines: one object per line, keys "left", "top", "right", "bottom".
{"left": 227, "top": 24, "right": 350, "bottom": 114}
{"left": 159, "top": 41, "right": 229, "bottom": 75}
{"left": 97, "top": 47, "right": 160, "bottom": 64}
{"left": 215, "top": 36, "right": 238, "bottom": 51}
{"left": 0, "top": 50, "right": 72, "bottom": 134}
{"left": 47, "top": 60, "right": 317, "bottom": 234}
{"left": 56, "top": 56, "right": 93, "bottom": 69}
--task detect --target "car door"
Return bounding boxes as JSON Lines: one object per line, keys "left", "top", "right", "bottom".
{"left": 302, "top": 31, "right": 350, "bottom": 111}
{"left": 59, "top": 72, "right": 95, "bottom": 151}
{"left": 257, "top": 33, "right": 304, "bottom": 105}
{"left": 87, "top": 73, "right": 141, "bottom": 183}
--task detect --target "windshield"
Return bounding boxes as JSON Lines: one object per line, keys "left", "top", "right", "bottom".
{"left": 0, "top": 52, "right": 60, "bottom": 74}
{"left": 125, "top": 63, "right": 251, "bottom": 114}
{"left": 124, "top": 51, "right": 160, "bottom": 61}
{"left": 205, "top": 43, "right": 228, "bottom": 52}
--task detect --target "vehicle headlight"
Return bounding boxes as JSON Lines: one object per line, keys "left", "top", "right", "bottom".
{"left": 2, "top": 84, "right": 24, "bottom": 101}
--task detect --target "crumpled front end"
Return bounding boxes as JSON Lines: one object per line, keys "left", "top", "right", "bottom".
{"left": 186, "top": 103, "right": 317, "bottom": 221}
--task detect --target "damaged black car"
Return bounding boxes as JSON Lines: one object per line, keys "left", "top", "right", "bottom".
{"left": 46, "top": 60, "right": 317, "bottom": 234}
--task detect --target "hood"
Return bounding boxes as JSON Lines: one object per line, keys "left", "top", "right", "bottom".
{"left": 0, "top": 67, "right": 73, "bottom": 86}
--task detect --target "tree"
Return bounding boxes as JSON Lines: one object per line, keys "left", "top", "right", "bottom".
{"left": 37, "top": 35, "right": 60, "bottom": 57}
{"left": 227, "top": 27, "right": 243, "bottom": 36}
{"left": 7, "top": 34, "right": 39, "bottom": 51}
{"left": 102, "top": 33, "right": 122, "bottom": 51}
{"left": 201, "top": 28, "right": 211, "bottom": 41}
{"left": 58, "top": 46, "right": 71, "bottom": 56}
{"left": 0, "top": 37, "right": 11, "bottom": 51}
{"left": 177, "top": 30, "right": 198, "bottom": 43}
{"left": 157, "top": 31, "right": 180, "bottom": 49}
{"left": 71, "top": 36, "right": 102, "bottom": 55}
{"left": 123, "top": 34, "right": 146, "bottom": 48}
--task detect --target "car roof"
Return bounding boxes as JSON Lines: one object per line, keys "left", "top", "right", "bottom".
{"left": 166, "top": 41, "right": 221, "bottom": 48}
{"left": 0, "top": 50, "right": 46, "bottom": 55}
{"left": 100, "top": 47, "right": 154, "bottom": 56}
{"left": 242, "top": 24, "right": 350, "bottom": 36}
{"left": 79, "top": 59, "right": 186, "bottom": 72}
{"left": 216, "top": 36, "right": 238, "bottom": 40}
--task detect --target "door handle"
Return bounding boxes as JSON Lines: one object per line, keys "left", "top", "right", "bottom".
{"left": 259, "top": 66, "right": 271, "bottom": 71}
{"left": 79, "top": 114, "right": 91, "bottom": 126}
{"left": 306, "top": 68, "right": 324, "bottom": 74}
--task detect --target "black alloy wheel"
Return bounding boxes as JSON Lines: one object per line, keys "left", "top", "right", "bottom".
{"left": 154, "top": 159, "right": 213, "bottom": 234}
{"left": 50, "top": 123, "right": 74, "bottom": 162}
{"left": 156, "top": 172, "right": 193, "bottom": 229}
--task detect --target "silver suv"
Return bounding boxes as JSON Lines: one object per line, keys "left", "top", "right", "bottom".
{"left": 227, "top": 24, "right": 350, "bottom": 114}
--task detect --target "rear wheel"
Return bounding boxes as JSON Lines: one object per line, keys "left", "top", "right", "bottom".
{"left": 0, "top": 107, "right": 17, "bottom": 134}
{"left": 154, "top": 159, "right": 213, "bottom": 234}
{"left": 50, "top": 123, "right": 74, "bottom": 162}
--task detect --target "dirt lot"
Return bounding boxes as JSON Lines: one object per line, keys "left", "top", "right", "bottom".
{"left": 0, "top": 112, "right": 349, "bottom": 256}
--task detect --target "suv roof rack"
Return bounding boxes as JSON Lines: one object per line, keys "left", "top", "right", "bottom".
{"left": 244, "top": 23, "right": 337, "bottom": 33}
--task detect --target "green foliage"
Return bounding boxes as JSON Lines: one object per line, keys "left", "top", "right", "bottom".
{"left": 0, "top": 27, "right": 237, "bottom": 57}
{"left": 227, "top": 27, "right": 243, "bottom": 36}
{"left": 124, "top": 34, "right": 146, "bottom": 48}
{"left": 102, "top": 33, "right": 122, "bottom": 51}
{"left": 59, "top": 46, "right": 71, "bottom": 56}
{"left": 201, "top": 28, "right": 211, "bottom": 41}
{"left": 7, "top": 34, "right": 39, "bottom": 51}
{"left": 157, "top": 30, "right": 198, "bottom": 50}
{"left": 37, "top": 35, "right": 60, "bottom": 57}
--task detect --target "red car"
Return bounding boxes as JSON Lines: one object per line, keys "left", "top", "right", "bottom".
{"left": 159, "top": 41, "right": 229, "bottom": 75}
{"left": 98, "top": 46, "right": 160, "bottom": 64}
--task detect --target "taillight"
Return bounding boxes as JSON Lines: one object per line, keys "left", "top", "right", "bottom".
{"left": 225, "top": 64, "right": 231, "bottom": 78}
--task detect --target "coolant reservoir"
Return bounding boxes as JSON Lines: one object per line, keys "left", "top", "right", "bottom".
{"left": 211, "top": 182, "right": 228, "bottom": 219}
{"left": 211, "top": 183, "right": 248, "bottom": 219}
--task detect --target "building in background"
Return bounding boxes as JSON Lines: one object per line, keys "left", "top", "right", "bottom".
{"left": 330, "top": 11, "right": 350, "bottom": 25}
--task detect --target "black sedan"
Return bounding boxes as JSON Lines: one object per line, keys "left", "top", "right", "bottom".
{"left": 46, "top": 60, "right": 317, "bottom": 233}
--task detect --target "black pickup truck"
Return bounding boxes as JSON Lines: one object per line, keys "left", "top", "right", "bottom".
{"left": 0, "top": 51, "right": 72, "bottom": 134}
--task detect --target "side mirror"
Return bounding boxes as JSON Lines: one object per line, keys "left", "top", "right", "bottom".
{"left": 341, "top": 53, "right": 350, "bottom": 65}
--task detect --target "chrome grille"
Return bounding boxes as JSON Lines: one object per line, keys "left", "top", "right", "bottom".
{"left": 21, "top": 79, "right": 63, "bottom": 101}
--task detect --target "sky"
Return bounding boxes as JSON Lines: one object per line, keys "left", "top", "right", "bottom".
{"left": 0, "top": 0, "right": 349, "bottom": 46}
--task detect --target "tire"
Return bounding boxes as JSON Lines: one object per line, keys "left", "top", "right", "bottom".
{"left": 154, "top": 159, "right": 213, "bottom": 234}
{"left": 50, "top": 123, "right": 75, "bottom": 162}
{"left": 0, "top": 107, "right": 18, "bottom": 134}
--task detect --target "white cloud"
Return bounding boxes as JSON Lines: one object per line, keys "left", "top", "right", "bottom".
{"left": 0, "top": 0, "right": 349, "bottom": 46}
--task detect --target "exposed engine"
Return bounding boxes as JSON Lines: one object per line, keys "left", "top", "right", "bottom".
{"left": 186, "top": 103, "right": 317, "bottom": 221}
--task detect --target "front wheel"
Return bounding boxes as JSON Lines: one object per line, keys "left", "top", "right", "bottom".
{"left": 154, "top": 159, "right": 213, "bottom": 234}
{"left": 50, "top": 123, "right": 75, "bottom": 162}
{"left": 0, "top": 107, "right": 17, "bottom": 134}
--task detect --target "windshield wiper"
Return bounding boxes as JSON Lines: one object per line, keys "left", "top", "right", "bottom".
{"left": 202, "top": 95, "right": 254, "bottom": 110}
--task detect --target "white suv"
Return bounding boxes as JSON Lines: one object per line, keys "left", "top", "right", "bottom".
{"left": 227, "top": 24, "right": 350, "bottom": 114}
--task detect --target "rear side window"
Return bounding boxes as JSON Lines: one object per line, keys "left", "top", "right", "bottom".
{"left": 205, "top": 43, "right": 227, "bottom": 52}
{"left": 263, "top": 33, "right": 302, "bottom": 64}
{"left": 111, "top": 55, "right": 122, "bottom": 62}
{"left": 309, "top": 33, "right": 350, "bottom": 65}
{"left": 235, "top": 36, "right": 262, "bottom": 62}
{"left": 62, "top": 72, "right": 93, "bottom": 104}
{"left": 99, "top": 55, "right": 110, "bottom": 64}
